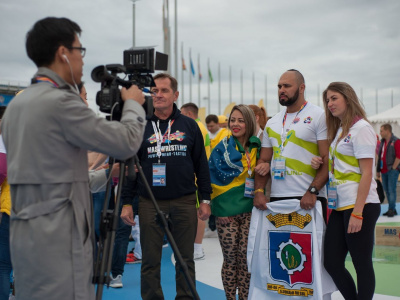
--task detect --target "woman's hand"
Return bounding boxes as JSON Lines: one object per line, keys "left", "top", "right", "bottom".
{"left": 311, "top": 156, "right": 323, "bottom": 170}
{"left": 348, "top": 215, "right": 363, "bottom": 233}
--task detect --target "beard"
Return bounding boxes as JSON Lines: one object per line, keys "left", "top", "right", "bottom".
{"left": 279, "top": 88, "right": 300, "bottom": 107}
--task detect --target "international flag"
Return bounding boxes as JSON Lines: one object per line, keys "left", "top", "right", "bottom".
{"left": 190, "top": 59, "right": 195, "bottom": 76}
{"left": 269, "top": 231, "right": 312, "bottom": 286}
{"left": 182, "top": 58, "right": 187, "bottom": 71}
{"left": 208, "top": 68, "right": 213, "bottom": 83}
{"left": 199, "top": 63, "right": 202, "bottom": 80}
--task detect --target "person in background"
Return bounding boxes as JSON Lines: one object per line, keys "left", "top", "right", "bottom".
{"left": 206, "top": 114, "right": 221, "bottom": 140}
{"left": 181, "top": 102, "right": 211, "bottom": 260}
{"left": 209, "top": 104, "right": 261, "bottom": 299}
{"left": 0, "top": 106, "right": 12, "bottom": 300}
{"left": 311, "top": 82, "right": 380, "bottom": 300}
{"left": 211, "top": 115, "right": 230, "bottom": 150}
{"left": 248, "top": 105, "right": 267, "bottom": 139}
{"left": 377, "top": 123, "right": 400, "bottom": 217}
{"left": 218, "top": 115, "right": 228, "bottom": 128}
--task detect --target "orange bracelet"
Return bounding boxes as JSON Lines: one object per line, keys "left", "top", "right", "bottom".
{"left": 351, "top": 213, "right": 363, "bottom": 220}
{"left": 254, "top": 188, "right": 265, "bottom": 194}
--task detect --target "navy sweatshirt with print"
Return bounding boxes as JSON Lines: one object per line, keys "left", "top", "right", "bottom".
{"left": 122, "top": 104, "right": 212, "bottom": 203}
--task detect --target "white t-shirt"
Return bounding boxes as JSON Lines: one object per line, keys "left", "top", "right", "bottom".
{"left": 329, "top": 119, "right": 379, "bottom": 209}
{"left": 263, "top": 103, "right": 327, "bottom": 197}
{"left": 209, "top": 128, "right": 222, "bottom": 140}
{"left": 0, "top": 135, "right": 6, "bottom": 154}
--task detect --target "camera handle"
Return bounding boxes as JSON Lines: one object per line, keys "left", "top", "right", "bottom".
{"left": 93, "top": 155, "right": 200, "bottom": 300}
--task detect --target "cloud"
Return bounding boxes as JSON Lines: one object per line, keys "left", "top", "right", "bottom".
{"left": 0, "top": 0, "right": 399, "bottom": 116}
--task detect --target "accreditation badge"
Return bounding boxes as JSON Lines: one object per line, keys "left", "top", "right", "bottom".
{"left": 273, "top": 157, "right": 286, "bottom": 180}
{"left": 327, "top": 183, "right": 338, "bottom": 209}
{"left": 152, "top": 163, "right": 166, "bottom": 186}
{"left": 244, "top": 178, "right": 255, "bottom": 198}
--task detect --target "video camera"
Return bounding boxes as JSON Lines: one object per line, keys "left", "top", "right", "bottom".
{"left": 91, "top": 47, "right": 168, "bottom": 120}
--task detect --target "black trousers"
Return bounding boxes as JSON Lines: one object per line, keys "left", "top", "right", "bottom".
{"left": 139, "top": 194, "right": 198, "bottom": 300}
{"left": 324, "top": 203, "right": 380, "bottom": 300}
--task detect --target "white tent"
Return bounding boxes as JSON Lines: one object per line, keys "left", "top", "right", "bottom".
{"left": 369, "top": 104, "right": 400, "bottom": 137}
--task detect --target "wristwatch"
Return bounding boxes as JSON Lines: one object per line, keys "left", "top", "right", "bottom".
{"left": 308, "top": 186, "right": 319, "bottom": 195}
{"left": 201, "top": 200, "right": 211, "bottom": 205}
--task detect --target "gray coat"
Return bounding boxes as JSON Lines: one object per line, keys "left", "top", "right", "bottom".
{"left": 1, "top": 67, "right": 146, "bottom": 300}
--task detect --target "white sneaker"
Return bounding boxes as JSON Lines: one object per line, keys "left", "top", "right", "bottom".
{"left": 109, "top": 274, "right": 123, "bottom": 288}
{"left": 194, "top": 249, "right": 205, "bottom": 261}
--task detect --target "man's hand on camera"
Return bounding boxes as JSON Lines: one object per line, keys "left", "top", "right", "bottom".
{"left": 121, "top": 85, "right": 145, "bottom": 105}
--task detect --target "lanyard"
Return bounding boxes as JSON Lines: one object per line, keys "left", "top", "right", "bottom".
{"left": 329, "top": 129, "right": 343, "bottom": 176}
{"left": 244, "top": 150, "right": 252, "bottom": 177}
{"left": 151, "top": 120, "right": 174, "bottom": 163}
{"left": 35, "top": 76, "right": 59, "bottom": 88}
{"left": 381, "top": 140, "right": 387, "bottom": 161}
{"left": 279, "top": 101, "right": 308, "bottom": 155}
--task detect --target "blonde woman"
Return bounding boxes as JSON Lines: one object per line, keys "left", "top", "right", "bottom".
{"left": 311, "top": 82, "right": 380, "bottom": 300}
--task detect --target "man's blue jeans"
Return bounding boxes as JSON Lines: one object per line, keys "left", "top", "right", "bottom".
{"left": 111, "top": 196, "right": 139, "bottom": 277}
{"left": 0, "top": 213, "right": 12, "bottom": 300}
{"left": 381, "top": 169, "right": 400, "bottom": 211}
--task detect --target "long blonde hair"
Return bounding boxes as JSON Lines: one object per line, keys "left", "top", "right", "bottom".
{"left": 322, "top": 82, "right": 368, "bottom": 143}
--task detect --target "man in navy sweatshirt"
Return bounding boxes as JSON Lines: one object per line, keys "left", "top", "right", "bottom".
{"left": 120, "top": 73, "right": 212, "bottom": 300}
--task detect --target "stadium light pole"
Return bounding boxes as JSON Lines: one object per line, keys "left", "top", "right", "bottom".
{"left": 131, "top": 0, "right": 140, "bottom": 47}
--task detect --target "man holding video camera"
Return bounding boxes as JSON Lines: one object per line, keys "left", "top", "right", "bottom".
{"left": 121, "top": 73, "right": 212, "bottom": 300}
{"left": 1, "top": 17, "right": 146, "bottom": 300}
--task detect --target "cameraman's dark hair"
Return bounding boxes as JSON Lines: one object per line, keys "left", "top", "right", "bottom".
{"left": 206, "top": 114, "right": 218, "bottom": 124}
{"left": 153, "top": 73, "right": 178, "bottom": 92}
{"left": 26, "top": 17, "right": 82, "bottom": 67}
{"left": 181, "top": 103, "right": 198, "bottom": 116}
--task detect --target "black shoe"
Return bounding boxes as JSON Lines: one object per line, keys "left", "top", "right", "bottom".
{"left": 387, "top": 209, "right": 395, "bottom": 217}
{"left": 383, "top": 210, "right": 390, "bottom": 216}
{"left": 394, "top": 209, "right": 398, "bottom": 215}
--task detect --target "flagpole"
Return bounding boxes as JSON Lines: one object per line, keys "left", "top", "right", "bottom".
{"left": 240, "top": 69, "right": 243, "bottom": 104}
{"left": 198, "top": 53, "right": 201, "bottom": 108}
{"left": 252, "top": 71, "right": 255, "bottom": 105}
{"left": 181, "top": 42, "right": 184, "bottom": 105}
{"left": 218, "top": 62, "right": 221, "bottom": 115}
{"left": 264, "top": 74, "right": 267, "bottom": 111}
{"left": 163, "top": 0, "right": 171, "bottom": 74}
{"left": 174, "top": 0, "right": 177, "bottom": 79}
{"left": 189, "top": 48, "right": 192, "bottom": 101}
{"left": 207, "top": 57, "right": 211, "bottom": 114}
{"left": 229, "top": 65, "right": 232, "bottom": 105}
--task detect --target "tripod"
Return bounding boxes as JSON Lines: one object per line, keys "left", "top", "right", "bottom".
{"left": 93, "top": 155, "right": 200, "bottom": 300}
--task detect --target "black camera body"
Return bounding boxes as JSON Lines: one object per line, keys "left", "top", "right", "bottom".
{"left": 92, "top": 48, "right": 168, "bottom": 120}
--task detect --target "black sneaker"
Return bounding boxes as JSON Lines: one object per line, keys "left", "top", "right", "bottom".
{"left": 394, "top": 209, "right": 398, "bottom": 215}
{"left": 387, "top": 209, "right": 395, "bottom": 217}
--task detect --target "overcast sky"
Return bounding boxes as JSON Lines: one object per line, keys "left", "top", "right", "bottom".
{"left": 0, "top": 0, "right": 399, "bottom": 117}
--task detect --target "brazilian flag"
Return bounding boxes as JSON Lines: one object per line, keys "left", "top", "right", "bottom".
{"left": 209, "top": 135, "right": 260, "bottom": 217}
